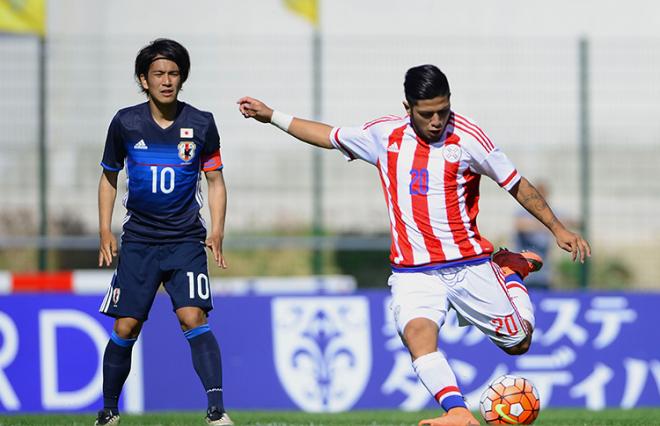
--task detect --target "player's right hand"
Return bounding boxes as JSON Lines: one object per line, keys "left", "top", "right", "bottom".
{"left": 237, "top": 96, "right": 273, "bottom": 123}
{"left": 98, "top": 230, "right": 117, "bottom": 267}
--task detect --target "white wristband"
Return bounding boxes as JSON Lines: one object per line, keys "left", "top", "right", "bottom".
{"left": 270, "top": 110, "right": 294, "bottom": 132}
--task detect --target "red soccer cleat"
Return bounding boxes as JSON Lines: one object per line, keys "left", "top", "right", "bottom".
{"left": 492, "top": 248, "right": 543, "bottom": 280}
{"left": 418, "top": 408, "right": 480, "bottom": 426}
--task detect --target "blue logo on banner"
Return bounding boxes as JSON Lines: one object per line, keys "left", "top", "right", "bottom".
{"left": 271, "top": 297, "right": 372, "bottom": 412}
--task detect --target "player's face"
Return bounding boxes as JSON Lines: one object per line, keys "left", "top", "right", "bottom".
{"left": 406, "top": 95, "right": 451, "bottom": 143}
{"left": 140, "top": 58, "right": 181, "bottom": 106}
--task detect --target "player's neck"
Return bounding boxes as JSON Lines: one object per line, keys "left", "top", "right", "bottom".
{"left": 148, "top": 99, "right": 180, "bottom": 129}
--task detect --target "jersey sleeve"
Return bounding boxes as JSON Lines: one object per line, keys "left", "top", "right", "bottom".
{"left": 473, "top": 148, "right": 521, "bottom": 191}
{"left": 201, "top": 115, "right": 223, "bottom": 171}
{"left": 100, "top": 115, "right": 126, "bottom": 171}
{"left": 455, "top": 116, "right": 521, "bottom": 191}
{"left": 329, "top": 125, "right": 380, "bottom": 165}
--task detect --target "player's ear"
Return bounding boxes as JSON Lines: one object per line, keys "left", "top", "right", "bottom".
{"left": 403, "top": 100, "right": 411, "bottom": 115}
{"left": 139, "top": 74, "right": 149, "bottom": 91}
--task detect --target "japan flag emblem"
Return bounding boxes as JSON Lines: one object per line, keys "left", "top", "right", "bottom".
{"left": 180, "top": 128, "right": 194, "bottom": 138}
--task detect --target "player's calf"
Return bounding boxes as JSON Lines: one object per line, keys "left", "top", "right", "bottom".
{"left": 497, "top": 255, "right": 537, "bottom": 330}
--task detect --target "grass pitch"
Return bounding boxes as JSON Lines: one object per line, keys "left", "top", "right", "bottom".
{"left": 1, "top": 409, "right": 659, "bottom": 425}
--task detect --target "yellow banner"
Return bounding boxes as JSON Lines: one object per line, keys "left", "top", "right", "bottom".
{"left": 283, "top": 0, "right": 318, "bottom": 27}
{"left": 0, "top": 0, "right": 46, "bottom": 36}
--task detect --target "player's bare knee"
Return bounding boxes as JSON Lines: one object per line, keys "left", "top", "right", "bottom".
{"left": 179, "top": 315, "right": 206, "bottom": 331}
{"left": 177, "top": 307, "right": 207, "bottom": 331}
{"left": 403, "top": 319, "right": 434, "bottom": 343}
{"left": 114, "top": 317, "right": 142, "bottom": 339}
{"left": 402, "top": 318, "right": 439, "bottom": 360}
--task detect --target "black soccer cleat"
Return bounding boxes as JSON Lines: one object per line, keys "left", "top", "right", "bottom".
{"left": 205, "top": 406, "right": 234, "bottom": 425}
{"left": 94, "top": 408, "right": 120, "bottom": 425}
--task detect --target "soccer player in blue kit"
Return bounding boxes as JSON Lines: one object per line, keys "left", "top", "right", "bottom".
{"left": 95, "top": 39, "right": 233, "bottom": 426}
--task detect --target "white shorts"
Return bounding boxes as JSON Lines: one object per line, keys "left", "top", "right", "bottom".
{"left": 388, "top": 260, "right": 528, "bottom": 348}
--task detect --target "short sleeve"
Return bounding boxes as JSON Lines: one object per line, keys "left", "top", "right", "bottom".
{"left": 201, "top": 115, "right": 223, "bottom": 171}
{"left": 473, "top": 148, "right": 521, "bottom": 191}
{"left": 100, "top": 115, "right": 126, "bottom": 171}
{"left": 329, "top": 125, "right": 380, "bottom": 165}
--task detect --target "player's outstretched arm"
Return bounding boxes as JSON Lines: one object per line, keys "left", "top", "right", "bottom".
{"left": 98, "top": 170, "right": 118, "bottom": 267}
{"left": 237, "top": 96, "right": 333, "bottom": 149}
{"left": 205, "top": 169, "right": 228, "bottom": 269}
{"left": 510, "top": 177, "right": 591, "bottom": 263}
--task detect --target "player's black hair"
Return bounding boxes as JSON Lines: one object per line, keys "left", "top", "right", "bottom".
{"left": 134, "top": 38, "right": 190, "bottom": 93}
{"left": 404, "top": 64, "right": 450, "bottom": 106}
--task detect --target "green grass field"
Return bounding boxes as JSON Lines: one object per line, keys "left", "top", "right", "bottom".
{"left": 2, "top": 409, "right": 660, "bottom": 426}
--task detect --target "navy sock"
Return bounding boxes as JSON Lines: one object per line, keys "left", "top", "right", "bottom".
{"left": 185, "top": 325, "right": 224, "bottom": 411}
{"left": 102, "top": 331, "right": 136, "bottom": 411}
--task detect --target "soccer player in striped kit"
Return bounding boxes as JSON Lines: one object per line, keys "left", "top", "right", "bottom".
{"left": 238, "top": 64, "right": 590, "bottom": 426}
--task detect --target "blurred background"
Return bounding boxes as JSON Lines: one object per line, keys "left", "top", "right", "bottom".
{"left": 1, "top": 0, "right": 660, "bottom": 290}
{"left": 1, "top": 0, "right": 660, "bottom": 418}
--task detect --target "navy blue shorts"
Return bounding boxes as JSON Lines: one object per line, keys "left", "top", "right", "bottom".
{"left": 99, "top": 241, "right": 214, "bottom": 321}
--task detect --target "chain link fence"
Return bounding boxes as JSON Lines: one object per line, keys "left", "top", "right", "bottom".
{"left": 1, "top": 34, "right": 659, "bottom": 287}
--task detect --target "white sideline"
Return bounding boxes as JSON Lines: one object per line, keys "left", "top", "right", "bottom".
{"left": 0, "top": 271, "right": 10, "bottom": 293}
{"left": 2, "top": 271, "right": 357, "bottom": 294}
{"left": 73, "top": 270, "right": 114, "bottom": 294}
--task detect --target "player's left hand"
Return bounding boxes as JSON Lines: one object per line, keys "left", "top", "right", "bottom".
{"left": 206, "top": 235, "right": 227, "bottom": 269}
{"left": 554, "top": 227, "right": 591, "bottom": 263}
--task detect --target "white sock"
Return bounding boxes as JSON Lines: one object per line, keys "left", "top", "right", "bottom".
{"left": 413, "top": 351, "right": 466, "bottom": 411}
{"left": 505, "top": 276, "right": 535, "bottom": 329}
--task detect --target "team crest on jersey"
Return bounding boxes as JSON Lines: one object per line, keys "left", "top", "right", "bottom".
{"left": 112, "top": 288, "right": 121, "bottom": 306}
{"left": 272, "top": 297, "right": 372, "bottom": 412}
{"left": 178, "top": 141, "right": 196, "bottom": 162}
{"left": 443, "top": 143, "right": 462, "bottom": 163}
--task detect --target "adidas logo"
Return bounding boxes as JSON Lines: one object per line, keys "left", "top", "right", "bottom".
{"left": 134, "top": 139, "right": 148, "bottom": 150}
{"left": 387, "top": 143, "right": 399, "bottom": 153}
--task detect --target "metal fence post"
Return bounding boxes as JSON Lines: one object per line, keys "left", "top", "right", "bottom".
{"left": 579, "top": 37, "right": 591, "bottom": 288}
{"left": 311, "top": 28, "right": 324, "bottom": 275}
{"left": 38, "top": 35, "right": 48, "bottom": 271}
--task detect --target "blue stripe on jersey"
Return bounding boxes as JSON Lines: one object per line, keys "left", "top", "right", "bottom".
{"left": 391, "top": 255, "right": 490, "bottom": 273}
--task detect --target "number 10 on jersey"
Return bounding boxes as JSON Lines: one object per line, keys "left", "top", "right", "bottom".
{"left": 150, "top": 166, "right": 175, "bottom": 194}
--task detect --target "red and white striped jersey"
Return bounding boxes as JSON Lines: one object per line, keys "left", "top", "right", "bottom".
{"left": 330, "top": 112, "right": 521, "bottom": 269}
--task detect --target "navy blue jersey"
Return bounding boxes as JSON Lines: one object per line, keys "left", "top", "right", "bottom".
{"left": 101, "top": 102, "right": 223, "bottom": 243}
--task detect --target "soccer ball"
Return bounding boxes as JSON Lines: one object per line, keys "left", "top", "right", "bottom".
{"left": 479, "top": 374, "right": 540, "bottom": 424}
